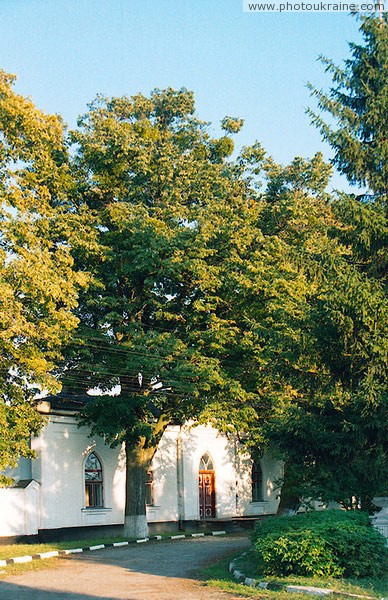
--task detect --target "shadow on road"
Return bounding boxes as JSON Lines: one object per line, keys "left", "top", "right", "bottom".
{"left": 0, "top": 581, "right": 137, "bottom": 600}
{"left": 0, "top": 534, "right": 251, "bottom": 599}
{"left": 75, "top": 534, "right": 251, "bottom": 579}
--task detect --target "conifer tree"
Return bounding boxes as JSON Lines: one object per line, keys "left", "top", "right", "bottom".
{"left": 308, "top": 14, "right": 388, "bottom": 285}
{"left": 308, "top": 15, "right": 388, "bottom": 198}
{"left": 307, "top": 15, "right": 388, "bottom": 506}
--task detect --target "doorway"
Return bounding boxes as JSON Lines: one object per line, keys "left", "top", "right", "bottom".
{"left": 198, "top": 453, "right": 216, "bottom": 518}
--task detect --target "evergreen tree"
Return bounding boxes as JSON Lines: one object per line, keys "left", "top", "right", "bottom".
{"left": 308, "top": 14, "right": 388, "bottom": 286}
{"left": 306, "top": 15, "right": 388, "bottom": 507}
{"left": 308, "top": 15, "right": 388, "bottom": 199}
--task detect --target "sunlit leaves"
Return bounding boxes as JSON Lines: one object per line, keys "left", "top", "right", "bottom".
{"left": 0, "top": 72, "right": 88, "bottom": 479}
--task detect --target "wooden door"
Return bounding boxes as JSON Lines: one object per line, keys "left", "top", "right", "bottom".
{"left": 198, "top": 470, "right": 216, "bottom": 518}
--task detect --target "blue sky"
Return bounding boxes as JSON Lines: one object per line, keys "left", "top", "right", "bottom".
{"left": 0, "top": 1, "right": 363, "bottom": 189}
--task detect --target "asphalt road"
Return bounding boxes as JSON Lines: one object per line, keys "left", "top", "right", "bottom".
{"left": 0, "top": 534, "right": 251, "bottom": 599}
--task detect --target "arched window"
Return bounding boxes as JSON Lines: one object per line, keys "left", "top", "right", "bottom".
{"left": 251, "top": 459, "right": 263, "bottom": 502}
{"left": 199, "top": 453, "right": 214, "bottom": 471}
{"left": 85, "top": 452, "right": 104, "bottom": 508}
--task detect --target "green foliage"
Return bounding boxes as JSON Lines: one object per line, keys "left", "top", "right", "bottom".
{"left": 202, "top": 139, "right": 387, "bottom": 508}
{"left": 308, "top": 15, "right": 388, "bottom": 198}
{"left": 61, "top": 87, "right": 257, "bottom": 533}
{"left": 1, "top": 17, "right": 387, "bottom": 524}
{"left": 308, "top": 15, "right": 388, "bottom": 286}
{"left": 221, "top": 116, "right": 244, "bottom": 134}
{"left": 289, "top": 14, "right": 388, "bottom": 508}
{"left": 66, "top": 88, "right": 250, "bottom": 448}
{"left": 0, "top": 71, "right": 88, "bottom": 482}
{"left": 255, "top": 530, "right": 343, "bottom": 577}
{"left": 205, "top": 16, "right": 388, "bottom": 512}
{"left": 252, "top": 511, "right": 388, "bottom": 578}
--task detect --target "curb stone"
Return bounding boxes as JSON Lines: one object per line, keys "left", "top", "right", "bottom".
{"left": 1, "top": 530, "right": 226, "bottom": 567}
{"left": 228, "top": 554, "right": 380, "bottom": 599}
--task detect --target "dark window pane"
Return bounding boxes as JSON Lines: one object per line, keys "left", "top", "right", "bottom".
{"left": 252, "top": 460, "right": 263, "bottom": 502}
{"left": 146, "top": 470, "right": 153, "bottom": 505}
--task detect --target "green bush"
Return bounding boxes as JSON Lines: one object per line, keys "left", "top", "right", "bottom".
{"left": 252, "top": 510, "right": 387, "bottom": 578}
{"left": 255, "top": 530, "right": 343, "bottom": 577}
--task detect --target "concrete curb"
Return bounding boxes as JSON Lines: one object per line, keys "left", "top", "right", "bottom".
{"left": 1, "top": 530, "right": 226, "bottom": 567}
{"left": 228, "top": 554, "right": 378, "bottom": 599}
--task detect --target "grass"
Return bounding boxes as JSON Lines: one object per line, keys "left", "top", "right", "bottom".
{"left": 0, "top": 536, "right": 132, "bottom": 579}
{"left": 200, "top": 549, "right": 388, "bottom": 599}
{"left": 0, "top": 558, "right": 64, "bottom": 578}
{"left": 0, "top": 534, "right": 166, "bottom": 580}
{"left": 0, "top": 536, "right": 128, "bottom": 560}
{"left": 200, "top": 553, "right": 312, "bottom": 600}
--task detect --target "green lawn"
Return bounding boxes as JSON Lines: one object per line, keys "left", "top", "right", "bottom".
{"left": 0, "top": 537, "right": 129, "bottom": 560}
{"left": 200, "top": 549, "right": 388, "bottom": 599}
{"left": 0, "top": 558, "right": 63, "bottom": 578}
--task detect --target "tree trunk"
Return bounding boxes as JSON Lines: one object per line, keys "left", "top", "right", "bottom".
{"left": 123, "top": 440, "right": 155, "bottom": 539}
{"left": 276, "top": 465, "right": 301, "bottom": 516}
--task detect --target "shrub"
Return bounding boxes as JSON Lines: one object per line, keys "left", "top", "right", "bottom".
{"left": 255, "top": 530, "right": 343, "bottom": 577}
{"left": 252, "top": 510, "right": 387, "bottom": 578}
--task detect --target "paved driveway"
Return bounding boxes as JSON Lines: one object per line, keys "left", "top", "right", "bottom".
{"left": 0, "top": 534, "right": 251, "bottom": 599}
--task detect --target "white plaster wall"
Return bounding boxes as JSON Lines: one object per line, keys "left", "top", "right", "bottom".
{"left": 0, "top": 415, "right": 281, "bottom": 536}
{"left": 146, "top": 423, "right": 281, "bottom": 523}
{"left": 31, "top": 415, "right": 126, "bottom": 530}
{"left": 146, "top": 423, "right": 240, "bottom": 523}
{"left": 181, "top": 424, "right": 237, "bottom": 521}
{"left": 146, "top": 427, "right": 179, "bottom": 523}
{"left": 0, "top": 481, "right": 40, "bottom": 537}
{"left": 237, "top": 453, "right": 283, "bottom": 516}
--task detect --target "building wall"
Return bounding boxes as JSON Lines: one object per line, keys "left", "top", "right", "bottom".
{"left": 181, "top": 424, "right": 237, "bottom": 520}
{"left": 1, "top": 414, "right": 281, "bottom": 539}
{"left": 237, "top": 452, "right": 282, "bottom": 516}
{"left": 30, "top": 414, "right": 126, "bottom": 531}
{"left": 0, "top": 481, "right": 40, "bottom": 538}
{"left": 147, "top": 423, "right": 282, "bottom": 523}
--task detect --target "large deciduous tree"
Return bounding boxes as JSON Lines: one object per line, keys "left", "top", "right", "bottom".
{"left": 0, "top": 72, "right": 88, "bottom": 484}
{"left": 63, "top": 89, "right": 250, "bottom": 537}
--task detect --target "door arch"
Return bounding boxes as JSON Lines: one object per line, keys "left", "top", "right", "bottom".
{"left": 198, "top": 452, "right": 216, "bottom": 518}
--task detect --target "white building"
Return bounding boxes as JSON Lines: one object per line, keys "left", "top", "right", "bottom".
{"left": 0, "top": 396, "right": 282, "bottom": 542}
